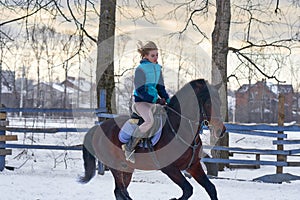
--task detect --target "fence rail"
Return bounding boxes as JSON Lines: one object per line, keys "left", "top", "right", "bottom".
{"left": 273, "top": 140, "right": 300, "bottom": 145}
{"left": 0, "top": 107, "right": 300, "bottom": 174}
{"left": 1, "top": 143, "right": 82, "bottom": 151}
{"left": 203, "top": 145, "right": 295, "bottom": 156}
{"left": 201, "top": 158, "right": 300, "bottom": 167}
{"left": 0, "top": 127, "right": 89, "bottom": 133}
{"left": 225, "top": 123, "right": 300, "bottom": 132}
{"left": 0, "top": 107, "right": 106, "bottom": 113}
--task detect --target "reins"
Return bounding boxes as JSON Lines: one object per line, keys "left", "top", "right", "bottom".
{"left": 165, "top": 105, "right": 207, "bottom": 171}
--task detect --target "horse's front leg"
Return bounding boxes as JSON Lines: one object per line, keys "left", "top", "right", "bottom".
{"left": 110, "top": 169, "right": 133, "bottom": 200}
{"left": 161, "top": 166, "right": 193, "bottom": 200}
{"left": 187, "top": 161, "right": 218, "bottom": 200}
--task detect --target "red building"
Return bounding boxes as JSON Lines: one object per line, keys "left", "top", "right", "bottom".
{"left": 235, "top": 80, "right": 295, "bottom": 123}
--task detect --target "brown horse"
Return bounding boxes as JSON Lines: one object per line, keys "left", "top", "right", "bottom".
{"left": 79, "top": 79, "right": 226, "bottom": 200}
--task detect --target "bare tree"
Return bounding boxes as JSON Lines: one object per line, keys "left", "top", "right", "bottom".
{"left": 59, "top": 34, "right": 80, "bottom": 108}
{"left": 0, "top": 0, "right": 100, "bottom": 108}
{"left": 208, "top": 0, "right": 231, "bottom": 170}
{"left": 42, "top": 26, "right": 57, "bottom": 108}
{"left": 1, "top": 0, "right": 299, "bottom": 132}
{"left": 30, "top": 24, "right": 46, "bottom": 107}
{"left": 96, "top": 0, "right": 117, "bottom": 114}
{"left": 228, "top": 0, "right": 300, "bottom": 84}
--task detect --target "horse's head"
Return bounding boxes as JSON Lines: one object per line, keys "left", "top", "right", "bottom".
{"left": 190, "top": 79, "right": 227, "bottom": 138}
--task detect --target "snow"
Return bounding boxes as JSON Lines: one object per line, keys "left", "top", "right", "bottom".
{"left": 67, "top": 78, "right": 92, "bottom": 92}
{"left": 1, "top": 117, "right": 300, "bottom": 200}
{"left": 1, "top": 85, "right": 13, "bottom": 93}
{"left": 52, "top": 82, "right": 75, "bottom": 94}
{"left": 1, "top": 165, "right": 300, "bottom": 200}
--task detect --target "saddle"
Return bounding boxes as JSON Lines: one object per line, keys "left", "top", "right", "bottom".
{"left": 118, "top": 104, "right": 167, "bottom": 148}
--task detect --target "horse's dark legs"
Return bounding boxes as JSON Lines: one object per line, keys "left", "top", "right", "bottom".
{"left": 110, "top": 169, "right": 133, "bottom": 200}
{"left": 187, "top": 161, "right": 218, "bottom": 200}
{"left": 161, "top": 166, "right": 193, "bottom": 200}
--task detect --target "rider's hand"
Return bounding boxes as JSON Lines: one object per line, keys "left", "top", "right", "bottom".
{"left": 156, "top": 98, "right": 166, "bottom": 105}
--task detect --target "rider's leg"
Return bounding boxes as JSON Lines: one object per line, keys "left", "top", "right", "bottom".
{"left": 123, "top": 102, "right": 155, "bottom": 163}
{"left": 123, "top": 128, "right": 142, "bottom": 163}
{"left": 134, "top": 102, "right": 155, "bottom": 134}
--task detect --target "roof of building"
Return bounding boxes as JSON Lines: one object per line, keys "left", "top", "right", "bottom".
{"left": 236, "top": 80, "right": 294, "bottom": 95}
{"left": 61, "top": 77, "right": 92, "bottom": 92}
{"left": 268, "top": 84, "right": 293, "bottom": 94}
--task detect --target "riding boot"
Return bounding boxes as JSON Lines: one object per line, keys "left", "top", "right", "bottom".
{"left": 122, "top": 128, "right": 143, "bottom": 163}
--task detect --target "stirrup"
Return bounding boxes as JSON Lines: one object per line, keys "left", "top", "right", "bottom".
{"left": 126, "top": 150, "right": 136, "bottom": 163}
{"left": 122, "top": 144, "right": 136, "bottom": 163}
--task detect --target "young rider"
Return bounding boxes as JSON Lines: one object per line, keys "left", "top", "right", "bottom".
{"left": 123, "top": 41, "right": 170, "bottom": 163}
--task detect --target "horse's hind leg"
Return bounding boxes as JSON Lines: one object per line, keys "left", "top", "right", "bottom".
{"left": 110, "top": 169, "right": 133, "bottom": 200}
{"left": 187, "top": 161, "right": 218, "bottom": 200}
{"left": 161, "top": 166, "right": 193, "bottom": 200}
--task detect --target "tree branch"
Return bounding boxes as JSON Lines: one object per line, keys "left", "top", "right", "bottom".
{"left": 229, "top": 47, "right": 285, "bottom": 83}
{"left": 66, "top": 0, "right": 97, "bottom": 43}
{"left": 275, "top": 0, "right": 280, "bottom": 14}
{"left": 178, "top": 0, "right": 209, "bottom": 39}
{"left": 230, "top": 36, "right": 298, "bottom": 56}
{"left": 0, "top": 30, "right": 14, "bottom": 41}
{"left": 53, "top": 0, "right": 72, "bottom": 22}
{"left": 0, "top": 1, "right": 54, "bottom": 27}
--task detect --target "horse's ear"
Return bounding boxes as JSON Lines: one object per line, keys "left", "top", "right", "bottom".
{"left": 214, "top": 82, "right": 222, "bottom": 90}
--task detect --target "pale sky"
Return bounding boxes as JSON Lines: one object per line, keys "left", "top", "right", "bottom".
{"left": 1, "top": 0, "right": 299, "bottom": 91}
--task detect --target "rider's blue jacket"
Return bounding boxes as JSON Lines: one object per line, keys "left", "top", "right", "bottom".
{"left": 133, "top": 59, "right": 170, "bottom": 103}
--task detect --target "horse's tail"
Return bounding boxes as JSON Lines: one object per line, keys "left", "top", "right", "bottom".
{"left": 79, "top": 145, "right": 96, "bottom": 183}
{"left": 78, "top": 125, "right": 98, "bottom": 184}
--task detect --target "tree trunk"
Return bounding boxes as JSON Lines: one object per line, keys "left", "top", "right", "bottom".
{"left": 211, "top": 0, "right": 231, "bottom": 171}
{"left": 96, "top": 0, "right": 117, "bottom": 114}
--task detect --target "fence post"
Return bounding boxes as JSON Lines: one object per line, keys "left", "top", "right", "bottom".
{"left": 0, "top": 104, "right": 7, "bottom": 171}
{"left": 99, "top": 89, "right": 106, "bottom": 109}
{"left": 277, "top": 94, "right": 285, "bottom": 174}
{"left": 97, "top": 89, "right": 106, "bottom": 175}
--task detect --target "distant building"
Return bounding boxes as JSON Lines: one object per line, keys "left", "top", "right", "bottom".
{"left": 14, "top": 75, "right": 96, "bottom": 109}
{"left": 26, "top": 76, "right": 96, "bottom": 109}
{"left": 0, "top": 70, "right": 98, "bottom": 119}
{"left": 61, "top": 76, "right": 96, "bottom": 108}
{"left": 235, "top": 79, "right": 296, "bottom": 123}
{"left": 26, "top": 82, "right": 70, "bottom": 108}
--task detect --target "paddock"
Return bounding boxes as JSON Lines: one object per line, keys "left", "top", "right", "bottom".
{"left": 0, "top": 107, "right": 300, "bottom": 181}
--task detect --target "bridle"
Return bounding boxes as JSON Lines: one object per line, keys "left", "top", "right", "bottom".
{"left": 165, "top": 98, "right": 213, "bottom": 134}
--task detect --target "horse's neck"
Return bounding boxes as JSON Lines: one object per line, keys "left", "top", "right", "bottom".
{"left": 164, "top": 104, "right": 200, "bottom": 148}
{"left": 167, "top": 102, "right": 197, "bottom": 130}
{"left": 168, "top": 97, "right": 199, "bottom": 121}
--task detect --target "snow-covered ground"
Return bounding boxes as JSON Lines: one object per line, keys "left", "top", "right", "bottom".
{"left": 1, "top": 166, "right": 300, "bottom": 200}
{"left": 1, "top": 116, "right": 300, "bottom": 200}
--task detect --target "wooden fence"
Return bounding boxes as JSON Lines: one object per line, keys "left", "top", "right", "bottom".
{"left": 202, "top": 123, "right": 300, "bottom": 170}
{"left": 0, "top": 107, "right": 105, "bottom": 172}
{"left": 0, "top": 107, "right": 300, "bottom": 176}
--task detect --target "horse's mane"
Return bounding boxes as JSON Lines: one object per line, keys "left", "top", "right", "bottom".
{"left": 168, "top": 79, "right": 211, "bottom": 109}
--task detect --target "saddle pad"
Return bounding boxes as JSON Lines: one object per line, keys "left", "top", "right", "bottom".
{"left": 118, "top": 118, "right": 163, "bottom": 148}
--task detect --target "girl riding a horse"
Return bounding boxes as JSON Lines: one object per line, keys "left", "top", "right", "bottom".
{"left": 123, "top": 41, "right": 171, "bottom": 163}
{"left": 80, "top": 78, "right": 226, "bottom": 200}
